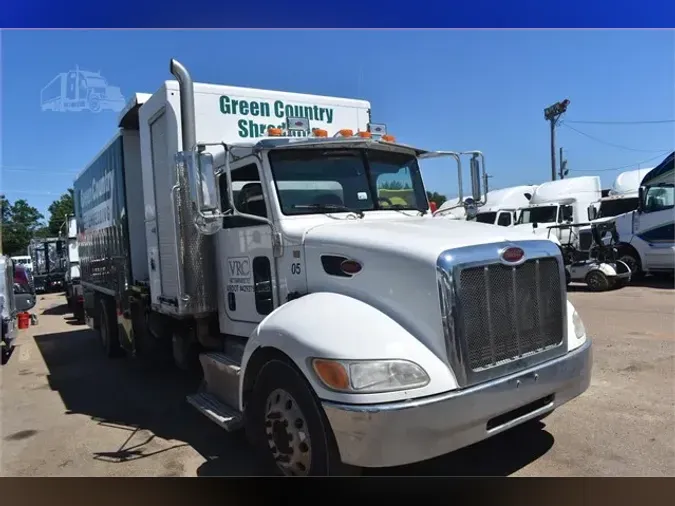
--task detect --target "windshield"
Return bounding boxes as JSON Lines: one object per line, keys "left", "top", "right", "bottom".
{"left": 474, "top": 212, "right": 497, "bottom": 224}
{"left": 598, "top": 197, "right": 639, "bottom": 218}
{"left": 517, "top": 205, "right": 558, "bottom": 224}
{"left": 269, "top": 148, "right": 428, "bottom": 215}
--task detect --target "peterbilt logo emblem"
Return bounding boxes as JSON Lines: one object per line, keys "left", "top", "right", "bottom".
{"left": 500, "top": 246, "right": 525, "bottom": 264}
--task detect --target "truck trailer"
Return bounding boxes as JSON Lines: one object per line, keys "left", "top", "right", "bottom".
{"left": 73, "top": 59, "right": 592, "bottom": 476}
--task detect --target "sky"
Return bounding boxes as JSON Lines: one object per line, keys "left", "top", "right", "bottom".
{"left": 1, "top": 29, "right": 674, "bottom": 219}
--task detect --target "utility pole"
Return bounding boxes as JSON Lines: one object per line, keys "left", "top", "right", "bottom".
{"left": 559, "top": 147, "right": 568, "bottom": 179}
{"left": 544, "top": 99, "right": 570, "bottom": 181}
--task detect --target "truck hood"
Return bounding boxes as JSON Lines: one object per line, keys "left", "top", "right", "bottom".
{"left": 303, "top": 217, "right": 554, "bottom": 262}
{"left": 299, "top": 216, "right": 560, "bottom": 367}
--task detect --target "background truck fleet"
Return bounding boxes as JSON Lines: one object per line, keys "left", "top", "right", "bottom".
{"left": 70, "top": 57, "right": 631, "bottom": 476}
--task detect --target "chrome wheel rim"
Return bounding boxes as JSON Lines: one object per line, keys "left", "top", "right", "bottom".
{"left": 264, "top": 388, "right": 311, "bottom": 476}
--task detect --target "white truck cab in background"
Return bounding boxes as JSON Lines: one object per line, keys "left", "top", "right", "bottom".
{"left": 467, "top": 185, "right": 538, "bottom": 227}
{"left": 74, "top": 59, "right": 592, "bottom": 476}
{"left": 514, "top": 176, "right": 602, "bottom": 245}
{"left": 589, "top": 167, "right": 651, "bottom": 221}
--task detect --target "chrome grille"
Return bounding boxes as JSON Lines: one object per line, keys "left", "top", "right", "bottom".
{"left": 457, "top": 257, "right": 564, "bottom": 371}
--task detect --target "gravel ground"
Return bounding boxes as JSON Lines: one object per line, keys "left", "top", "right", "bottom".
{"left": 1, "top": 279, "right": 673, "bottom": 476}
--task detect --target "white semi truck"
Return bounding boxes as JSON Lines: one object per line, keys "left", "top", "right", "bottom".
{"left": 468, "top": 185, "right": 537, "bottom": 227}
{"left": 588, "top": 168, "right": 652, "bottom": 221}
{"left": 514, "top": 176, "right": 602, "bottom": 246}
{"left": 74, "top": 59, "right": 592, "bottom": 476}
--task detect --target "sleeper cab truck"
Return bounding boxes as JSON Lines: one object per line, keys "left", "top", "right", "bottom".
{"left": 74, "top": 59, "right": 592, "bottom": 476}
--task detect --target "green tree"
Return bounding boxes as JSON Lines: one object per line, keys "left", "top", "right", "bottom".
{"left": 1, "top": 196, "right": 44, "bottom": 256}
{"left": 426, "top": 191, "right": 447, "bottom": 207}
{"left": 46, "top": 189, "right": 74, "bottom": 236}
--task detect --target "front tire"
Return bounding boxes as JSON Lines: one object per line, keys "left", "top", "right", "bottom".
{"left": 586, "top": 270, "right": 610, "bottom": 292}
{"left": 245, "top": 358, "right": 359, "bottom": 476}
{"left": 618, "top": 250, "right": 642, "bottom": 278}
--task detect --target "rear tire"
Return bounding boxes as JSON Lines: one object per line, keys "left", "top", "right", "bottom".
{"left": 245, "top": 358, "right": 361, "bottom": 477}
{"left": 586, "top": 270, "right": 610, "bottom": 292}
{"left": 99, "top": 298, "right": 122, "bottom": 358}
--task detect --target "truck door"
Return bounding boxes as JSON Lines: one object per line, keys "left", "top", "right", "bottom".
{"left": 218, "top": 157, "right": 277, "bottom": 324}
{"left": 634, "top": 185, "right": 675, "bottom": 270}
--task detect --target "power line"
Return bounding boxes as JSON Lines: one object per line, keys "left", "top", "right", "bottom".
{"left": 560, "top": 122, "right": 672, "bottom": 153}
{"left": 566, "top": 119, "right": 675, "bottom": 125}
{"left": 1, "top": 189, "right": 63, "bottom": 196}
{"left": 1, "top": 167, "right": 79, "bottom": 176}
{"left": 568, "top": 152, "right": 670, "bottom": 173}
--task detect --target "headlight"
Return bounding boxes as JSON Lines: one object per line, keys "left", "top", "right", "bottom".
{"left": 311, "top": 358, "right": 430, "bottom": 393}
{"left": 572, "top": 309, "right": 586, "bottom": 339}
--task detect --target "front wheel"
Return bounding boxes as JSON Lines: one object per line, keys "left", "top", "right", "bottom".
{"left": 586, "top": 270, "right": 611, "bottom": 292}
{"left": 618, "top": 251, "right": 642, "bottom": 279}
{"left": 245, "top": 359, "right": 360, "bottom": 476}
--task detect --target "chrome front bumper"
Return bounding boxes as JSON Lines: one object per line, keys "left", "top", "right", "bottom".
{"left": 322, "top": 339, "right": 592, "bottom": 468}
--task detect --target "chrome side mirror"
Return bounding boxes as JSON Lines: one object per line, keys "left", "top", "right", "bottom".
{"left": 177, "top": 150, "right": 221, "bottom": 235}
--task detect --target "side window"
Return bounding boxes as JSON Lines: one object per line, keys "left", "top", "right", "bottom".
{"left": 558, "top": 205, "right": 573, "bottom": 222}
{"left": 219, "top": 163, "right": 269, "bottom": 228}
{"left": 497, "top": 212, "right": 512, "bottom": 227}
{"left": 252, "top": 256, "right": 273, "bottom": 315}
{"left": 644, "top": 186, "right": 675, "bottom": 213}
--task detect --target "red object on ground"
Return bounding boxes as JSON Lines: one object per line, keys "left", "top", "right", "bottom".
{"left": 18, "top": 312, "right": 30, "bottom": 330}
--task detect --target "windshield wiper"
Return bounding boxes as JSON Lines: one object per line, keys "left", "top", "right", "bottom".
{"left": 293, "top": 204, "right": 365, "bottom": 218}
{"left": 385, "top": 203, "right": 425, "bottom": 216}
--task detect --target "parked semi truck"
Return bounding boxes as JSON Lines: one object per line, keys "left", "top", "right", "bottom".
{"left": 74, "top": 59, "right": 592, "bottom": 476}
{"left": 28, "top": 238, "right": 67, "bottom": 293}
{"left": 514, "top": 176, "right": 602, "bottom": 246}
{"left": 468, "top": 185, "right": 537, "bottom": 227}
{"left": 63, "top": 216, "right": 84, "bottom": 320}
{"left": 588, "top": 168, "right": 652, "bottom": 221}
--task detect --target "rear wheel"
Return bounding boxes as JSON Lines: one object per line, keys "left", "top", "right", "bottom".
{"left": 99, "top": 298, "right": 122, "bottom": 358}
{"left": 245, "top": 358, "right": 360, "bottom": 476}
{"left": 586, "top": 270, "right": 610, "bottom": 292}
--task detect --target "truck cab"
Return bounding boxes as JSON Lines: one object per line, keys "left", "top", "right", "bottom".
{"left": 467, "top": 185, "right": 537, "bottom": 227}
{"left": 514, "top": 176, "right": 602, "bottom": 245}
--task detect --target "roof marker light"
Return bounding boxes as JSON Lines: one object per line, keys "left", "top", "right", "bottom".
{"left": 268, "top": 127, "right": 283, "bottom": 137}
{"left": 382, "top": 134, "right": 396, "bottom": 142}
{"left": 357, "top": 131, "right": 372, "bottom": 138}
{"left": 313, "top": 128, "right": 328, "bottom": 137}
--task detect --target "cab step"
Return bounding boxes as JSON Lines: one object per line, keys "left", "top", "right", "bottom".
{"left": 186, "top": 392, "right": 243, "bottom": 431}
{"left": 199, "top": 352, "right": 241, "bottom": 411}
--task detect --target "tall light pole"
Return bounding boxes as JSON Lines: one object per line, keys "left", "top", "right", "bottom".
{"left": 544, "top": 99, "right": 570, "bottom": 181}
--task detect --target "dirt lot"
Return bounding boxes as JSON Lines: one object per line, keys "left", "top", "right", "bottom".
{"left": 1, "top": 280, "right": 673, "bottom": 477}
